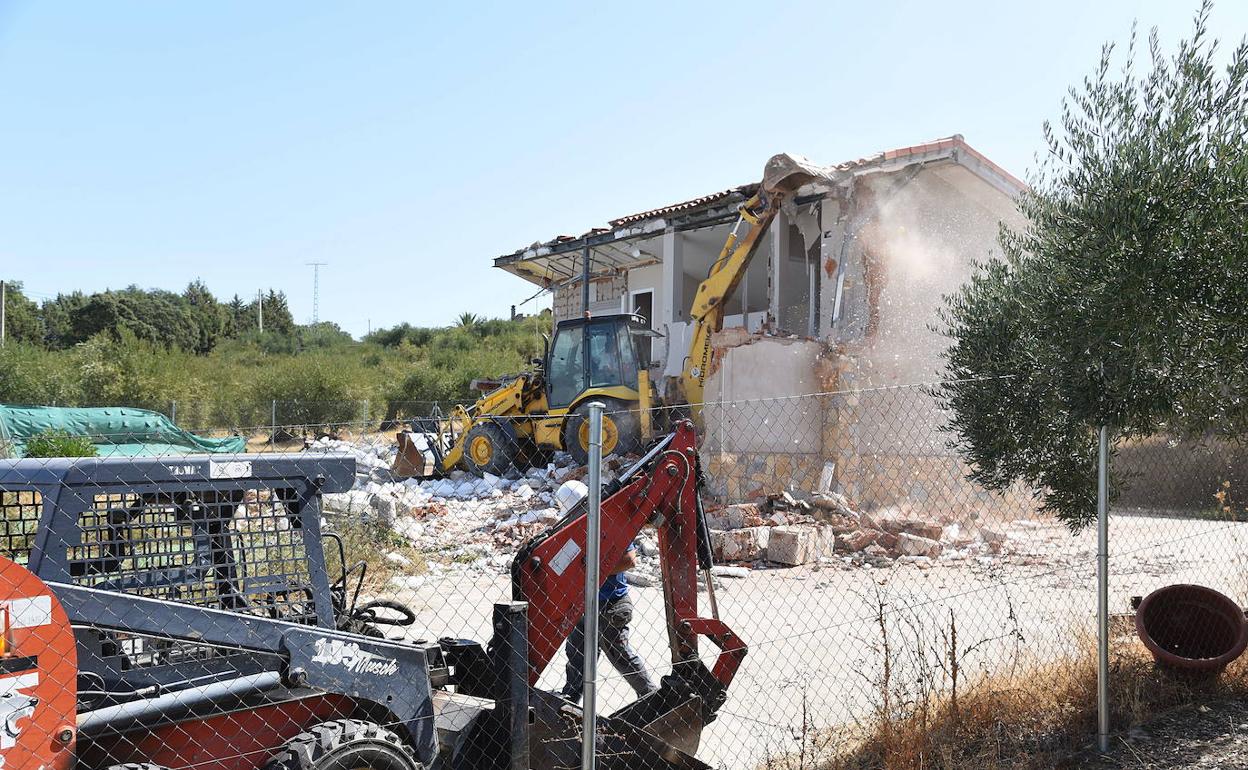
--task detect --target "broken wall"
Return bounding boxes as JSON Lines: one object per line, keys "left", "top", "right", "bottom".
{"left": 701, "top": 163, "right": 1034, "bottom": 519}
{"left": 819, "top": 163, "right": 1031, "bottom": 515}
{"left": 700, "top": 335, "right": 834, "bottom": 500}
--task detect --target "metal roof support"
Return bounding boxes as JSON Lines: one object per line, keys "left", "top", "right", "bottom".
{"left": 581, "top": 242, "right": 591, "bottom": 317}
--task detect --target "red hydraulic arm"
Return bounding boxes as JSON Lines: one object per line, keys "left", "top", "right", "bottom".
{"left": 510, "top": 421, "right": 747, "bottom": 689}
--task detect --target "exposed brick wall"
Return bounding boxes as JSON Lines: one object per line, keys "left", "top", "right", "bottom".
{"left": 552, "top": 273, "right": 628, "bottom": 323}
{"left": 553, "top": 284, "right": 579, "bottom": 322}
{"left": 594, "top": 273, "right": 627, "bottom": 306}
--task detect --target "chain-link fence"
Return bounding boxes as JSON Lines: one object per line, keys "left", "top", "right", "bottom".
{"left": 0, "top": 383, "right": 1243, "bottom": 769}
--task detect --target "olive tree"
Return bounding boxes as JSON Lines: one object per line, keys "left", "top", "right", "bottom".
{"left": 937, "top": 3, "right": 1248, "bottom": 528}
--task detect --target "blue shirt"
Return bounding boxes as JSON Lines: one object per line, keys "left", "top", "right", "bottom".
{"left": 599, "top": 543, "right": 634, "bottom": 603}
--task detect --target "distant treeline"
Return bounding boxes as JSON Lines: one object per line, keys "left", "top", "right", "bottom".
{"left": 2, "top": 280, "right": 315, "bottom": 353}
{"left": 0, "top": 280, "right": 549, "bottom": 428}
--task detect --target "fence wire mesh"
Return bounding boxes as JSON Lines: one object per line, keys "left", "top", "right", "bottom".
{"left": 0, "top": 383, "right": 1243, "bottom": 769}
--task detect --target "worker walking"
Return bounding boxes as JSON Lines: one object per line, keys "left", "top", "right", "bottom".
{"left": 560, "top": 541, "right": 657, "bottom": 701}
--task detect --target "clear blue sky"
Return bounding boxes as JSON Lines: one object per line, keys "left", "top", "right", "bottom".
{"left": 1, "top": 0, "right": 1242, "bottom": 337}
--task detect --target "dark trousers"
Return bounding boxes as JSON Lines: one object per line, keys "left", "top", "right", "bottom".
{"left": 561, "top": 593, "right": 657, "bottom": 700}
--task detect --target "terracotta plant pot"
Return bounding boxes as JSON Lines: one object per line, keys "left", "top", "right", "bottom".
{"left": 1135, "top": 584, "right": 1248, "bottom": 673}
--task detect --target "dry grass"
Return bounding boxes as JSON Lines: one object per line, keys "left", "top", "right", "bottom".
{"left": 761, "top": 599, "right": 1248, "bottom": 770}
{"left": 324, "top": 515, "right": 427, "bottom": 592}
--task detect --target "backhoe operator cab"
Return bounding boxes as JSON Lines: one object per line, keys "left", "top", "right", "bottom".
{"left": 542, "top": 313, "right": 659, "bottom": 459}
{"left": 444, "top": 313, "right": 660, "bottom": 477}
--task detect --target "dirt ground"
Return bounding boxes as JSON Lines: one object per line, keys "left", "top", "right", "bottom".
{"left": 1075, "top": 698, "right": 1248, "bottom": 769}
{"left": 378, "top": 512, "right": 1248, "bottom": 769}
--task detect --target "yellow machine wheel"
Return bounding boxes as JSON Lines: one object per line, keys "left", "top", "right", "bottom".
{"left": 562, "top": 398, "right": 642, "bottom": 466}
{"left": 462, "top": 421, "right": 517, "bottom": 476}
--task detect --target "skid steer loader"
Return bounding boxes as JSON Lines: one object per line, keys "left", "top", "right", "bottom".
{"left": 418, "top": 152, "right": 838, "bottom": 477}
{"left": 0, "top": 420, "right": 743, "bottom": 769}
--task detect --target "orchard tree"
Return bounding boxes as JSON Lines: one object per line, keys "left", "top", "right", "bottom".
{"left": 937, "top": 2, "right": 1248, "bottom": 529}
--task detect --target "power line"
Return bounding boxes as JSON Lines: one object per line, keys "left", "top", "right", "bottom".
{"left": 306, "top": 262, "right": 328, "bottom": 324}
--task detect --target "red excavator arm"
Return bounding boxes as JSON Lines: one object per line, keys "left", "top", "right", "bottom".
{"left": 510, "top": 421, "right": 746, "bottom": 700}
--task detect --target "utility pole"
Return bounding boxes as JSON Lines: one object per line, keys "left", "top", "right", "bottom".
{"left": 307, "top": 262, "right": 328, "bottom": 324}
{"left": 257, "top": 289, "right": 264, "bottom": 334}
{"left": 1, "top": 280, "right": 6, "bottom": 347}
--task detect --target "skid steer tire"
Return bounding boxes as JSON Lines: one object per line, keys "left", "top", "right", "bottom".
{"left": 263, "top": 718, "right": 423, "bottom": 770}
{"left": 564, "top": 397, "right": 641, "bottom": 466}
{"left": 461, "top": 420, "right": 517, "bottom": 476}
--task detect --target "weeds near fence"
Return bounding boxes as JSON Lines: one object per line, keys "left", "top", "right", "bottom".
{"left": 761, "top": 607, "right": 1248, "bottom": 770}
{"left": 325, "top": 516, "right": 427, "bottom": 590}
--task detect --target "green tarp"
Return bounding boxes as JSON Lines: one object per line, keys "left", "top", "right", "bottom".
{"left": 0, "top": 405, "right": 246, "bottom": 458}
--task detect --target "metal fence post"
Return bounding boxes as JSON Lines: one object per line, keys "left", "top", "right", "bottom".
{"left": 493, "top": 601, "right": 530, "bottom": 770}
{"left": 582, "top": 401, "right": 605, "bottom": 770}
{"left": 271, "top": 400, "right": 277, "bottom": 445}
{"left": 1097, "top": 424, "right": 1111, "bottom": 753}
{"left": 170, "top": 400, "right": 177, "bottom": 425}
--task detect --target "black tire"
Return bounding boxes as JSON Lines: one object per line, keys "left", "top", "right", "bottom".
{"left": 562, "top": 397, "right": 641, "bottom": 466}
{"left": 263, "top": 719, "right": 423, "bottom": 770}
{"left": 516, "top": 439, "right": 554, "bottom": 471}
{"left": 460, "top": 420, "right": 517, "bottom": 476}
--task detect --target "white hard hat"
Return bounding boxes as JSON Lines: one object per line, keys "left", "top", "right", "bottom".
{"left": 556, "top": 480, "right": 588, "bottom": 514}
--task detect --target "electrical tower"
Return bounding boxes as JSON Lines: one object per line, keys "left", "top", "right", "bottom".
{"left": 306, "top": 262, "right": 328, "bottom": 324}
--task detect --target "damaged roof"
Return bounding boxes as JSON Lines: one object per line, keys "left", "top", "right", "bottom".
{"left": 495, "top": 134, "right": 1025, "bottom": 287}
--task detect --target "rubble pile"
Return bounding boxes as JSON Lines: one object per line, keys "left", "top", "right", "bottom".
{"left": 302, "top": 436, "right": 1020, "bottom": 581}
{"left": 307, "top": 437, "right": 626, "bottom": 576}
{"left": 705, "top": 489, "right": 1013, "bottom": 570}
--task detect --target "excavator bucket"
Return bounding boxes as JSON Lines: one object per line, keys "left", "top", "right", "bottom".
{"left": 527, "top": 688, "right": 713, "bottom": 770}
{"left": 762, "top": 152, "right": 841, "bottom": 195}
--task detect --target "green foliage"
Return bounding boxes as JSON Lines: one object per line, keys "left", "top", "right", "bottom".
{"left": 364, "top": 323, "right": 434, "bottom": 348}
{"left": 936, "top": 2, "right": 1248, "bottom": 529}
{"left": 0, "top": 272, "right": 543, "bottom": 428}
{"left": 24, "top": 283, "right": 299, "bottom": 354}
{"left": 24, "top": 429, "right": 98, "bottom": 458}
{"left": 249, "top": 353, "right": 363, "bottom": 426}
{"left": 1, "top": 281, "right": 42, "bottom": 344}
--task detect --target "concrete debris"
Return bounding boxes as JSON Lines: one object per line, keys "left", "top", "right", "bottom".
{"left": 703, "top": 481, "right": 1020, "bottom": 568}
{"left": 768, "top": 526, "right": 835, "bottom": 566}
{"left": 309, "top": 435, "right": 1031, "bottom": 582}
{"left": 895, "top": 532, "right": 943, "bottom": 558}
{"left": 385, "top": 551, "right": 413, "bottom": 568}
{"left": 706, "top": 503, "right": 766, "bottom": 530}
{"left": 712, "top": 527, "right": 771, "bottom": 562}
{"left": 839, "top": 528, "right": 881, "bottom": 552}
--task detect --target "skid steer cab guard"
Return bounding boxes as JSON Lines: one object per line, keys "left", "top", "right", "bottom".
{"left": 0, "top": 454, "right": 445, "bottom": 770}
{"left": 420, "top": 313, "right": 663, "bottom": 477}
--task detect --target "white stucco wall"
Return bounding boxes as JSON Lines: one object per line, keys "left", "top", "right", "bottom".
{"left": 702, "top": 338, "right": 825, "bottom": 454}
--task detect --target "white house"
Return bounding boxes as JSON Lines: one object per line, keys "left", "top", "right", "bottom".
{"left": 494, "top": 135, "right": 1029, "bottom": 513}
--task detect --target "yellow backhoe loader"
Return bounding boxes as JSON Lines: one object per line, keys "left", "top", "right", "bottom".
{"left": 422, "top": 153, "right": 834, "bottom": 476}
